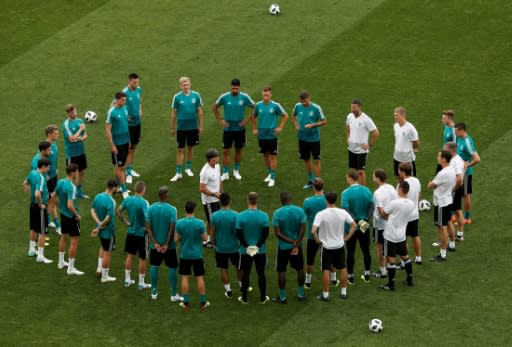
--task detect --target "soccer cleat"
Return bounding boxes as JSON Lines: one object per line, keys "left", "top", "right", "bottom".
{"left": 124, "top": 279, "right": 135, "bottom": 287}
{"left": 298, "top": 295, "right": 307, "bottom": 302}
{"left": 432, "top": 240, "right": 441, "bottom": 247}
{"left": 331, "top": 279, "right": 341, "bottom": 287}
{"left": 170, "top": 173, "right": 182, "bottom": 182}
{"left": 130, "top": 169, "right": 141, "bottom": 177}
{"left": 126, "top": 175, "right": 133, "bottom": 184}
{"left": 380, "top": 284, "right": 395, "bottom": 291}
{"left": 76, "top": 192, "right": 90, "bottom": 199}
{"left": 200, "top": 301, "right": 210, "bottom": 310}
{"left": 361, "top": 274, "right": 371, "bottom": 283}
{"left": 316, "top": 295, "right": 329, "bottom": 302}
{"left": 415, "top": 260, "right": 422, "bottom": 265}
{"left": 268, "top": 179, "right": 275, "bottom": 187}
{"left": 233, "top": 170, "right": 242, "bottom": 180}
{"left": 185, "top": 169, "right": 194, "bottom": 177}
{"left": 67, "top": 268, "right": 84, "bottom": 275}
{"left": 203, "top": 241, "right": 214, "bottom": 248}
{"left": 348, "top": 277, "right": 355, "bottom": 285}
{"left": 45, "top": 237, "right": 50, "bottom": 241}
{"left": 259, "top": 296, "right": 270, "bottom": 304}
{"left": 138, "top": 283, "right": 152, "bottom": 290}
{"left": 27, "top": 250, "right": 37, "bottom": 257}
{"left": 402, "top": 278, "right": 413, "bottom": 287}
{"left": 272, "top": 297, "right": 288, "bottom": 304}
{"left": 456, "top": 234, "right": 464, "bottom": 241}
{"left": 448, "top": 247, "right": 456, "bottom": 252}
{"left": 96, "top": 269, "right": 102, "bottom": 277}
{"left": 373, "top": 272, "right": 387, "bottom": 278}
{"left": 57, "top": 261, "right": 69, "bottom": 269}
{"left": 264, "top": 174, "right": 272, "bottom": 182}
{"left": 224, "top": 291, "right": 233, "bottom": 299}
{"left": 221, "top": 172, "right": 229, "bottom": 181}
{"left": 303, "top": 181, "right": 313, "bottom": 189}
{"left": 238, "top": 296, "right": 248, "bottom": 305}
{"left": 48, "top": 221, "right": 56, "bottom": 228}
{"left": 151, "top": 290, "right": 158, "bottom": 300}
{"left": 101, "top": 276, "right": 116, "bottom": 283}
{"left": 340, "top": 293, "right": 348, "bottom": 300}
{"left": 179, "top": 302, "right": 191, "bottom": 311}
{"left": 56, "top": 227, "right": 62, "bottom": 236}
{"left": 170, "top": 294, "right": 184, "bottom": 302}
{"left": 304, "top": 283, "right": 312, "bottom": 289}
{"left": 464, "top": 218, "right": 472, "bottom": 225}
{"left": 430, "top": 254, "right": 446, "bottom": 262}
{"left": 36, "top": 256, "right": 53, "bottom": 264}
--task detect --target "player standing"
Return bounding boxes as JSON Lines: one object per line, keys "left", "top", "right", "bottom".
{"left": 199, "top": 148, "right": 222, "bottom": 248}
{"left": 44, "top": 125, "right": 61, "bottom": 234}
{"left": 123, "top": 73, "right": 143, "bottom": 184}
{"left": 444, "top": 142, "right": 465, "bottom": 246}
{"left": 393, "top": 107, "right": 419, "bottom": 179}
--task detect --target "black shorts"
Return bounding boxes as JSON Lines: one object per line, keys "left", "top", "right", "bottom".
{"left": 129, "top": 124, "right": 141, "bottom": 146}
{"left": 384, "top": 239, "right": 408, "bottom": 258}
{"left": 179, "top": 258, "right": 205, "bottom": 276}
{"left": 47, "top": 176, "right": 57, "bottom": 193}
{"left": 29, "top": 203, "right": 48, "bottom": 234}
{"left": 216, "top": 252, "right": 240, "bottom": 269}
{"left": 223, "top": 129, "right": 246, "bottom": 149}
{"left": 451, "top": 186, "right": 463, "bottom": 211}
{"left": 176, "top": 130, "right": 199, "bottom": 148}
{"left": 100, "top": 236, "right": 115, "bottom": 252}
{"left": 434, "top": 205, "right": 451, "bottom": 227}
{"left": 394, "top": 159, "right": 416, "bottom": 177}
{"left": 60, "top": 214, "right": 80, "bottom": 237}
{"left": 68, "top": 154, "right": 87, "bottom": 171}
{"left": 276, "top": 248, "right": 304, "bottom": 272}
{"left": 124, "top": 234, "right": 148, "bottom": 259}
{"left": 258, "top": 139, "right": 278, "bottom": 155}
{"left": 112, "top": 143, "right": 129, "bottom": 167}
{"left": 348, "top": 151, "right": 368, "bottom": 170}
{"left": 320, "top": 247, "right": 345, "bottom": 271}
{"left": 299, "top": 140, "right": 320, "bottom": 160}
{"left": 306, "top": 239, "right": 320, "bottom": 266}
{"left": 150, "top": 248, "right": 178, "bottom": 268}
{"left": 203, "top": 201, "right": 221, "bottom": 224}
{"left": 373, "top": 228, "right": 384, "bottom": 244}
{"left": 406, "top": 219, "right": 419, "bottom": 238}
{"left": 463, "top": 174, "right": 473, "bottom": 195}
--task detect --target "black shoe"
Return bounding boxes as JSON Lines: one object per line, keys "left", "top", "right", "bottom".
{"left": 331, "top": 279, "right": 340, "bottom": 287}
{"left": 272, "top": 297, "right": 288, "bottom": 304}
{"left": 415, "top": 260, "right": 422, "bottom": 265}
{"left": 448, "top": 247, "right": 456, "bottom": 252}
{"left": 402, "top": 278, "right": 413, "bottom": 287}
{"left": 360, "top": 274, "right": 370, "bottom": 283}
{"left": 339, "top": 293, "right": 348, "bottom": 299}
{"left": 373, "top": 271, "right": 387, "bottom": 278}
{"left": 304, "top": 283, "right": 312, "bottom": 289}
{"left": 348, "top": 277, "right": 354, "bottom": 285}
{"left": 316, "top": 294, "right": 329, "bottom": 302}
{"left": 430, "top": 254, "right": 446, "bottom": 262}
{"left": 224, "top": 291, "right": 233, "bottom": 299}
{"left": 298, "top": 294, "right": 307, "bottom": 302}
{"left": 380, "top": 284, "right": 395, "bottom": 291}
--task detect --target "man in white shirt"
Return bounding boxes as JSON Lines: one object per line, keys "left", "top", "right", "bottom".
{"left": 199, "top": 148, "right": 222, "bottom": 248}
{"left": 445, "top": 142, "right": 465, "bottom": 247}
{"left": 312, "top": 192, "right": 356, "bottom": 301}
{"left": 392, "top": 107, "right": 419, "bottom": 179}
{"left": 345, "top": 99, "right": 379, "bottom": 186}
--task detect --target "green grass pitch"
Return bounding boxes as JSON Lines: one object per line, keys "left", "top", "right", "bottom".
{"left": 1, "top": 1, "right": 511, "bottom": 346}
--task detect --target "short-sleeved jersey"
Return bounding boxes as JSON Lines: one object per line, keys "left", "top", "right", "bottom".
{"left": 432, "top": 166, "right": 456, "bottom": 207}
{"left": 383, "top": 198, "right": 415, "bottom": 243}
{"left": 252, "top": 100, "right": 286, "bottom": 140}
{"left": 211, "top": 209, "right": 239, "bottom": 253}
{"left": 120, "top": 195, "right": 149, "bottom": 237}
{"left": 171, "top": 91, "right": 203, "bottom": 131}
{"left": 106, "top": 105, "right": 130, "bottom": 145}
{"left": 47, "top": 142, "right": 58, "bottom": 179}
{"left": 404, "top": 176, "right": 421, "bottom": 221}
{"left": 341, "top": 184, "right": 374, "bottom": 221}
{"left": 457, "top": 135, "right": 478, "bottom": 175}
{"left": 31, "top": 153, "right": 46, "bottom": 171}
{"left": 146, "top": 202, "right": 177, "bottom": 249}
{"left": 199, "top": 163, "right": 221, "bottom": 204}
{"left": 373, "top": 183, "right": 398, "bottom": 230}
{"left": 26, "top": 170, "right": 49, "bottom": 205}
{"left": 235, "top": 208, "right": 269, "bottom": 255}
{"left": 176, "top": 217, "right": 206, "bottom": 259}
{"left": 92, "top": 192, "right": 116, "bottom": 239}
{"left": 450, "top": 154, "right": 465, "bottom": 177}
{"left": 303, "top": 195, "right": 327, "bottom": 240}
{"left": 62, "top": 118, "right": 86, "bottom": 158}
{"left": 215, "top": 92, "right": 255, "bottom": 132}
{"left": 313, "top": 208, "right": 354, "bottom": 249}
{"left": 443, "top": 125, "right": 456, "bottom": 144}
{"left": 293, "top": 102, "right": 325, "bottom": 142}
{"left": 122, "top": 85, "right": 142, "bottom": 126}
{"left": 393, "top": 122, "right": 419, "bottom": 162}
{"left": 54, "top": 178, "right": 77, "bottom": 218}
{"left": 272, "top": 204, "right": 307, "bottom": 250}
{"left": 346, "top": 112, "right": 377, "bottom": 154}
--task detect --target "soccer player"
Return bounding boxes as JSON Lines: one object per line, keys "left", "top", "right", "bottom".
{"left": 428, "top": 150, "right": 456, "bottom": 262}
{"left": 342, "top": 169, "right": 374, "bottom": 283}
{"left": 212, "top": 78, "right": 255, "bottom": 181}
{"left": 444, "top": 142, "right": 465, "bottom": 246}
{"left": 30, "top": 141, "right": 52, "bottom": 170}
{"left": 345, "top": 99, "right": 379, "bottom": 186}
{"left": 397, "top": 163, "right": 423, "bottom": 264}
{"left": 455, "top": 122, "right": 480, "bottom": 224}
{"left": 53, "top": 163, "right": 84, "bottom": 275}
{"left": 122, "top": 73, "right": 143, "bottom": 184}
{"left": 169, "top": 76, "right": 203, "bottom": 182}
{"left": 62, "top": 104, "right": 89, "bottom": 199}
{"left": 175, "top": 201, "right": 209, "bottom": 310}
{"left": 312, "top": 191, "right": 356, "bottom": 301}
{"left": 146, "top": 186, "right": 183, "bottom": 302}
{"left": 24, "top": 159, "right": 52, "bottom": 263}
{"left": 210, "top": 192, "right": 244, "bottom": 299}
{"left": 106, "top": 92, "right": 130, "bottom": 199}
{"left": 91, "top": 179, "right": 119, "bottom": 283}
{"left": 252, "top": 86, "right": 289, "bottom": 187}
{"left": 44, "top": 125, "right": 61, "bottom": 234}
{"left": 436, "top": 110, "right": 456, "bottom": 173}
{"left": 393, "top": 106, "right": 419, "bottom": 179}
{"left": 199, "top": 148, "right": 222, "bottom": 248}
{"left": 236, "top": 192, "right": 270, "bottom": 304}
{"left": 272, "top": 191, "right": 307, "bottom": 303}
{"left": 380, "top": 181, "right": 415, "bottom": 291}
{"left": 372, "top": 169, "right": 398, "bottom": 278}
{"left": 292, "top": 91, "right": 327, "bottom": 189}
{"left": 116, "top": 181, "right": 151, "bottom": 289}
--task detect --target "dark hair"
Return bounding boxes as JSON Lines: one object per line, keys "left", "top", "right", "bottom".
{"left": 373, "top": 169, "right": 387, "bottom": 182}
{"left": 351, "top": 98, "right": 362, "bottom": 106}
{"left": 313, "top": 177, "right": 324, "bottom": 191}
{"left": 398, "top": 180, "right": 410, "bottom": 194}
{"left": 247, "top": 192, "right": 258, "bottom": 205}
{"left": 37, "top": 158, "right": 50, "bottom": 169}
{"left": 219, "top": 192, "right": 231, "bottom": 206}
{"left": 66, "top": 163, "right": 79, "bottom": 175}
{"left": 324, "top": 191, "right": 337, "bottom": 204}
{"left": 347, "top": 169, "right": 359, "bottom": 182}
{"left": 262, "top": 86, "right": 272, "bottom": 92}
{"left": 107, "top": 179, "right": 119, "bottom": 189}
{"left": 206, "top": 148, "right": 219, "bottom": 160}
{"left": 39, "top": 141, "right": 51, "bottom": 152}
{"left": 128, "top": 73, "right": 139, "bottom": 80}
{"left": 455, "top": 122, "right": 466, "bottom": 131}
{"left": 398, "top": 162, "right": 412, "bottom": 176}
{"left": 280, "top": 191, "right": 292, "bottom": 205}
{"left": 299, "top": 90, "right": 309, "bottom": 100}
{"left": 115, "top": 91, "right": 126, "bottom": 100}
{"left": 231, "top": 78, "right": 240, "bottom": 86}
{"left": 442, "top": 109, "right": 455, "bottom": 118}
{"left": 185, "top": 201, "right": 197, "bottom": 214}
{"left": 440, "top": 150, "right": 452, "bottom": 163}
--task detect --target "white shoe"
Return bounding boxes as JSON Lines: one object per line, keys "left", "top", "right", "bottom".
{"left": 185, "top": 168, "right": 194, "bottom": 177}
{"left": 122, "top": 191, "right": 129, "bottom": 199}
{"left": 268, "top": 179, "right": 275, "bottom": 187}
{"left": 130, "top": 169, "right": 141, "bottom": 177}
{"left": 138, "top": 283, "right": 151, "bottom": 290}
{"left": 124, "top": 279, "right": 136, "bottom": 287}
{"left": 36, "top": 256, "right": 53, "bottom": 264}
{"left": 56, "top": 227, "right": 62, "bottom": 236}
{"left": 126, "top": 175, "right": 133, "bottom": 184}
{"left": 57, "top": 261, "right": 69, "bottom": 269}
{"left": 233, "top": 170, "right": 242, "bottom": 180}
{"left": 432, "top": 241, "right": 441, "bottom": 247}
{"left": 101, "top": 275, "right": 116, "bottom": 283}
{"left": 264, "top": 174, "right": 272, "bottom": 182}
{"left": 48, "top": 221, "right": 56, "bottom": 228}
{"left": 171, "top": 294, "right": 184, "bottom": 302}
{"left": 170, "top": 173, "right": 182, "bottom": 182}
{"left": 151, "top": 291, "right": 158, "bottom": 300}
{"left": 67, "top": 268, "right": 84, "bottom": 275}
{"left": 221, "top": 172, "right": 230, "bottom": 181}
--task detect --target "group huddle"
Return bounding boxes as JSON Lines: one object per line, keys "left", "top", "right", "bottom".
{"left": 23, "top": 74, "right": 480, "bottom": 310}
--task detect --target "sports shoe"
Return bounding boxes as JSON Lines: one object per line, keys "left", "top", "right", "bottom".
{"left": 430, "top": 254, "right": 446, "bottom": 262}
{"left": 221, "top": 172, "right": 229, "bottom": 181}
{"left": 101, "top": 275, "right": 116, "bottom": 283}
{"left": 361, "top": 274, "right": 371, "bottom": 283}
{"left": 304, "top": 283, "right": 312, "bottom": 289}
{"left": 264, "top": 174, "right": 272, "bottom": 182}
{"left": 67, "top": 268, "right": 84, "bottom": 275}
{"left": 76, "top": 192, "right": 90, "bottom": 199}
{"left": 298, "top": 295, "right": 307, "bottom": 302}
{"left": 415, "top": 259, "right": 422, "bottom": 265}
{"left": 57, "top": 261, "right": 69, "bottom": 269}
{"left": 124, "top": 279, "right": 135, "bottom": 287}
{"left": 200, "top": 301, "right": 210, "bottom": 310}
{"left": 233, "top": 170, "right": 242, "bottom": 180}
{"left": 380, "top": 284, "right": 395, "bottom": 291}
{"left": 56, "top": 227, "right": 62, "bottom": 236}
{"left": 48, "top": 221, "right": 56, "bottom": 228}
{"left": 272, "top": 297, "right": 288, "bottom": 304}
{"left": 130, "top": 169, "right": 141, "bottom": 177}
{"left": 138, "top": 283, "right": 151, "bottom": 290}
{"left": 432, "top": 240, "right": 441, "bottom": 247}
{"left": 268, "top": 179, "right": 275, "bottom": 187}
{"left": 316, "top": 294, "right": 329, "bottom": 302}
{"left": 259, "top": 296, "right": 270, "bottom": 304}
{"left": 36, "top": 256, "right": 53, "bottom": 264}
{"left": 373, "top": 272, "right": 387, "bottom": 278}
{"left": 179, "top": 302, "right": 191, "bottom": 311}
{"left": 202, "top": 241, "right": 214, "bottom": 248}
{"left": 122, "top": 191, "right": 129, "bottom": 199}
{"left": 170, "top": 294, "right": 184, "bottom": 302}
{"left": 464, "top": 218, "right": 472, "bottom": 225}
{"left": 170, "top": 173, "right": 182, "bottom": 182}
{"left": 348, "top": 277, "right": 355, "bottom": 285}
{"left": 340, "top": 293, "right": 348, "bottom": 299}
{"left": 456, "top": 234, "right": 464, "bottom": 241}
{"left": 126, "top": 175, "right": 133, "bottom": 184}
{"left": 224, "top": 291, "right": 233, "bottom": 299}
{"left": 185, "top": 169, "right": 194, "bottom": 177}
{"left": 96, "top": 269, "right": 102, "bottom": 277}
{"left": 27, "top": 250, "right": 37, "bottom": 257}
{"left": 151, "top": 290, "right": 158, "bottom": 300}
{"left": 238, "top": 296, "right": 248, "bottom": 305}
{"left": 448, "top": 247, "right": 456, "bottom": 252}
{"left": 116, "top": 187, "right": 131, "bottom": 193}
{"left": 402, "top": 278, "right": 413, "bottom": 286}
{"left": 303, "top": 181, "right": 313, "bottom": 189}
{"left": 331, "top": 279, "right": 340, "bottom": 287}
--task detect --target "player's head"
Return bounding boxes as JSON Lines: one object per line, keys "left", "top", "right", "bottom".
{"left": 128, "top": 73, "right": 140, "bottom": 88}
{"left": 324, "top": 191, "right": 338, "bottom": 205}
{"left": 231, "top": 78, "right": 241, "bottom": 95}
{"left": 65, "top": 104, "right": 77, "bottom": 119}
{"left": 179, "top": 76, "right": 191, "bottom": 92}
{"left": 261, "top": 86, "right": 272, "bottom": 102}
{"left": 394, "top": 106, "right": 407, "bottom": 123}
{"left": 373, "top": 169, "right": 387, "bottom": 184}
{"left": 454, "top": 122, "right": 467, "bottom": 137}
{"left": 444, "top": 141, "right": 457, "bottom": 156}
{"left": 38, "top": 141, "right": 51, "bottom": 156}
{"left": 65, "top": 163, "right": 79, "bottom": 177}
{"left": 280, "top": 191, "right": 292, "bottom": 205}
{"left": 106, "top": 179, "right": 119, "bottom": 191}
{"left": 37, "top": 158, "right": 51, "bottom": 171}
{"left": 114, "top": 91, "right": 127, "bottom": 106}
{"left": 219, "top": 192, "right": 231, "bottom": 207}
{"left": 438, "top": 150, "right": 452, "bottom": 165}
{"left": 351, "top": 98, "right": 362, "bottom": 114}
{"left": 184, "top": 200, "right": 197, "bottom": 214}
{"left": 158, "top": 186, "right": 169, "bottom": 201}
{"left": 206, "top": 148, "right": 220, "bottom": 165}
{"left": 397, "top": 180, "right": 410, "bottom": 196}
{"left": 247, "top": 192, "right": 258, "bottom": 206}
{"left": 312, "top": 177, "right": 324, "bottom": 192}
{"left": 299, "top": 91, "right": 310, "bottom": 106}
{"left": 45, "top": 124, "right": 59, "bottom": 140}
{"left": 134, "top": 181, "right": 146, "bottom": 195}
{"left": 442, "top": 110, "right": 455, "bottom": 125}
{"left": 398, "top": 162, "right": 412, "bottom": 178}
{"left": 346, "top": 169, "right": 359, "bottom": 184}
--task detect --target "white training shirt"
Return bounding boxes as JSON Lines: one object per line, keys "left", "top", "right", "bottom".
{"left": 432, "top": 166, "right": 456, "bottom": 207}
{"left": 373, "top": 183, "right": 398, "bottom": 230}
{"left": 383, "top": 198, "right": 414, "bottom": 243}
{"left": 346, "top": 112, "right": 377, "bottom": 154}
{"left": 450, "top": 154, "right": 465, "bottom": 176}
{"left": 313, "top": 207, "right": 354, "bottom": 249}
{"left": 199, "top": 163, "right": 221, "bottom": 204}
{"left": 404, "top": 176, "right": 421, "bottom": 221}
{"left": 393, "top": 121, "right": 419, "bottom": 162}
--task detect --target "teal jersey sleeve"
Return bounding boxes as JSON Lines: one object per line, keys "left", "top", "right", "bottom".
{"left": 62, "top": 118, "right": 86, "bottom": 158}
{"left": 457, "top": 135, "right": 477, "bottom": 175}
{"left": 48, "top": 142, "right": 58, "bottom": 179}
{"left": 106, "top": 106, "right": 130, "bottom": 145}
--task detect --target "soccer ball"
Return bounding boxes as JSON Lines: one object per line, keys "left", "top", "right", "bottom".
{"left": 369, "top": 318, "right": 383, "bottom": 333}
{"left": 419, "top": 199, "right": 431, "bottom": 212}
{"left": 269, "top": 3, "right": 280, "bottom": 15}
{"left": 84, "top": 111, "right": 97, "bottom": 123}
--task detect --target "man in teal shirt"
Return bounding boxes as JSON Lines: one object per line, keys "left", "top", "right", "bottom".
{"left": 272, "top": 191, "right": 306, "bottom": 303}
{"left": 122, "top": 73, "right": 143, "bottom": 184}
{"left": 43, "top": 125, "right": 62, "bottom": 233}
{"left": 175, "top": 201, "right": 209, "bottom": 310}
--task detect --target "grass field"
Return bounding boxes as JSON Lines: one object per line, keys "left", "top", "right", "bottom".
{"left": 1, "top": 1, "right": 512, "bottom": 346}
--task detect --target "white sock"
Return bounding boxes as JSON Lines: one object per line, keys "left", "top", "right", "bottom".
{"left": 238, "top": 281, "right": 242, "bottom": 288}
{"left": 457, "top": 230, "right": 464, "bottom": 236}
{"left": 440, "top": 249, "right": 447, "bottom": 258}
{"left": 341, "top": 287, "right": 347, "bottom": 296}
{"left": 364, "top": 270, "right": 371, "bottom": 276}
{"left": 330, "top": 272, "right": 337, "bottom": 281}
{"left": 59, "top": 251, "right": 65, "bottom": 263}
{"left": 379, "top": 266, "right": 387, "bottom": 275}
{"left": 207, "top": 235, "right": 211, "bottom": 243}
{"left": 323, "top": 291, "right": 329, "bottom": 298}
{"left": 97, "top": 257, "right": 103, "bottom": 271}
{"left": 305, "top": 273, "right": 312, "bottom": 284}
{"left": 224, "top": 284, "right": 231, "bottom": 292}
{"left": 29, "top": 240, "right": 36, "bottom": 252}
{"left": 449, "top": 241, "right": 456, "bottom": 249}
{"left": 69, "top": 258, "right": 75, "bottom": 269}
{"left": 102, "top": 267, "right": 109, "bottom": 279}
{"left": 125, "top": 269, "right": 131, "bottom": 282}
{"left": 415, "top": 256, "right": 422, "bottom": 262}
{"left": 38, "top": 247, "right": 45, "bottom": 258}
{"left": 400, "top": 259, "right": 405, "bottom": 267}
{"left": 139, "top": 274, "right": 145, "bottom": 285}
